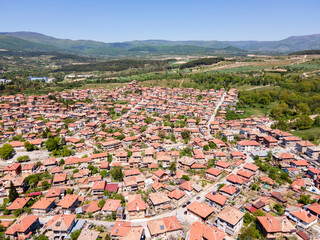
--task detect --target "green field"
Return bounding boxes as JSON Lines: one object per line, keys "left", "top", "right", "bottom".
{"left": 211, "top": 66, "right": 265, "bottom": 73}
{"left": 291, "top": 127, "right": 320, "bottom": 144}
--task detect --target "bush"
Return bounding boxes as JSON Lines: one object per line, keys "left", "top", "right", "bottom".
{"left": 0, "top": 144, "right": 14, "bottom": 160}
{"left": 17, "top": 155, "right": 30, "bottom": 162}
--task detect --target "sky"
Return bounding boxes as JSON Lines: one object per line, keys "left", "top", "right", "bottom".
{"left": 1, "top": 0, "right": 320, "bottom": 43}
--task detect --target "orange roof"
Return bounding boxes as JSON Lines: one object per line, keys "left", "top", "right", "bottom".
{"left": 290, "top": 210, "right": 317, "bottom": 224}
{"left": 127, "top": 199, "right": 147, "bottom": 212}
{"left": 226, "top": 173, "right": 245, "bottom": 184}
{"left": 243, "top": 163, "right": 259, "bottom": 172}
{"left": 147, "top": 216, "right": 182, "bottom": 236}
{"left": 215, "top": 161, "right": 230, "bottom": 168}
{"left": 168, "top": 189, "right": 185, "bottom": 200}
{"left": 46, "top": 214, "right": 76, "bottom": 231}
{"left": 7, "top": 197, "right": 31, "bottom": 210}
{"left": 179, "top": 181, "right": 193, "bottom": 191}
{"left": 57, "top": 195, "right": 78, "bottom": 209}
{"left": 219, "top": 184, "right": 238, "bottom": 195}
{"left": 6, "top": 215, "right": 39, "bottom": 235}
{"left": 31, "top": 197, "right": 55, "bottom": 210}
{"left": 53, "top": 172, "right": 67, "bottom": 183}
{"left": 206, "top": 167, "right": 222, "bottom": 177}
{"left": 187, "top": 201, "right": 216, "bottom": 219}
{"left": 189, "top": 221, "right": 226, "bottom": 240}
{"left": 102, "top": 199, "right": 121, "bottom": 212}
{"left": 205, "top": 192, "right": 227, "bottom": 206}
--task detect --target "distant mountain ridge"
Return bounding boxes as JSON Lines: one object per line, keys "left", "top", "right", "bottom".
{"left": 0, "top": 31, "right": 320, "bottom": 57}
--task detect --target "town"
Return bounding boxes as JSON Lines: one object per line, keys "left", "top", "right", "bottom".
{"left": 0, "top": 80, "right": 318, "bottom": 240}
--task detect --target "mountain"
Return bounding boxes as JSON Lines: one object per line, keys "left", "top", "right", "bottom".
{"left": 0, "top": 34, "right": 59, "bottom": 51}
{"left": 0, "top": 31, "right": 320, "bottom": 57}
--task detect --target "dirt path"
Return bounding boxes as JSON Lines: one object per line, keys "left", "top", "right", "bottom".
{"left": 179, "top": 78, "right": 184, "bottom": 87}
{"left": 247, "top": 85, "right": 270, "bottom": 91}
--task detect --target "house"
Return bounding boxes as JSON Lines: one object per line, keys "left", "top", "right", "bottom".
{"left": 3, "top": 163, "right": 21, "bottom": 175}
{"left": 31, "top": 197, "right": 56, "bottom": 215}
{"left": 288, "top": 210, "right": 317, "bottom": 229}
{"left": 168, "top": 188, "right": 185, "bottom": 201}
{"left": 205, "top": 192, "right": 228, "bottom": 210}
{"left": 215, "top": 161, "right": 231, "bottom": 170}
{"left": 282, "top": 136, "right": 302, "bottom": 148}
{"left": 57, "top": 194, "right": 79, "bottom": 214}
{"left": 257, "top": 215, "right": 296, "bottom": 239}
{"left": 243, "top": 163, "right": 259, "bottom": 172}
{"left": 147, "top": 216, "right": 183, "bottom": 239}
{"left": 216, "top": 205, "right": 244, "bottom": 236}
{"left": 219, "top": 185, "right": 239, "bottom": 198}
{"left": 221, "top": 131, "right": 234, "bottom": 141}
{"left": 189, "top": 221, "right": 226, "bottom": 240}
{"left": 226, "top": 174, "right": 245, "bottom": 186}
{"left": 7, "top": 197, "right": 31, "bottom": 211}
{"left": 102, "top": 199, "right": 122, "bottom": 215}
{"left": 127, "top": 197, "right": 147, "bottom": 219}
{"left": 306, "top": 146, "right": 320, "bottom": 160}
{"left": 186, "top": 201, "right": 216, "bottom": 223}
{"left": 263, "top": 135, "right": 278, "bottom": 148}
{"left": 110, "top": 221, "right": 145, "bottom": 240}
{"left": 206, "top": 167, "right": 222, "bottom": 181}
{"left": 178, "top": 156, "right": 195, "bottom": 170}
{"left": 153, "top": 169, "right": 169, "bottom": 182}
{"left": 5, "top": 215, "right": 40, "bottom": 240}
{"left": 307, "top": 203, "right": 320, "bottom": 218}
{"left": 77, "top": 229, "right": 100, "bottom": 240}
{"left": 148, "top": 192, "right": 170, "bottom": 211}
{"left": 92, "top": 181, "right": 106, "bottom": 196}
{"left": 53, "top": 173, "right": 67, "bottom": 186}
{"left": 46, "top": 214, "right": 77, "bottom": 240}
{"left": 237, "top": 140, "right": 260, "bottom": 152}
{"left": 45, "top": 188, "right": 65, "bottom": 203}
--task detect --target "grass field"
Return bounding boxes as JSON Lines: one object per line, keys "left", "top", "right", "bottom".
{"left": 237, "top": 101, "right": 278, "bottom": 118}
{"left": 291, "top": 127, "right": 320, "bottom": 144}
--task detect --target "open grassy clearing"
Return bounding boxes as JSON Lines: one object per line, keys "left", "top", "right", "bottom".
{"left": 291, "top": 127, "right": 320, "bottom": 144}
{"left": 237, "top": 101, "right": 279, "bottom": 118}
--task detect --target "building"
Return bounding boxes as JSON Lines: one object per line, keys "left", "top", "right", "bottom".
{"left": 187, "top": 201, "right": 216, "bottom": 223}
{"left": 257, "top": 215, "right": 296, "bottom": 239}
{"left": 147, "top": 216, "right": 183, "bottom": 239}
{"left": 5, "top": 215, "right": 40, "bottom": 240}
{"left": 46, "top": 214, "right": 77, "bottom": 239}
{"left": 216, "top": 205, "right": 244, "bottom": 236}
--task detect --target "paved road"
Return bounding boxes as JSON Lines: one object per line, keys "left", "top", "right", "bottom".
{"left": 207, "top": 92, "right": 226, "bottom": 132}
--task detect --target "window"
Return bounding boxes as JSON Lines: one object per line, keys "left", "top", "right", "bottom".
{"left": 160, "top": 225, "right": 164, "bottom": 230}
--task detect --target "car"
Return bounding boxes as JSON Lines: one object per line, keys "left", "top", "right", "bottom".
{"left": 186, "top": 201, "right": 191, "bottom": 205}
{"left": 196, "top": 196, "right": 201, "bottom": 200}
{"left": 182, "top": 204, "right": 187, "bottom": 208}
{"left": 184, "top": 211, "right": 187, "bottom": 215}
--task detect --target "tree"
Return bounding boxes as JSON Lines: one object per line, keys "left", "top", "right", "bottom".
{"left": 24, "top": 141, "right": 35, "bottom": 151}
{"left": 181, "top": 130, "right": 191, "bottom": 140}
{"left": 243, "top": 213, "right": 254, "bottom": 225}
{"left": 100, "top": 170, "right": 107, "bottom": 178}
{"left": 181, "top": 175, "right": 190, "bottom": 181}
{"left": 98, "top": 199, "right": 106, "bottom": 208}
{"left": 107, "top": 153, "right": 113, "bottom": 163}
{"left": 313, "top": 116, "right": 320, "bottom": 127}
{"left": 71, "top": 229, "right": 81, "bottom": 240}
{"left": 110, "top": 166, "right": 123, "bottom": 181}
{"left": 239, "top": 223, "right": 261, "bottom": 240}
{"left": 203, "top": 145, "right": 209, "bottom": 151}
{"left": 9, "top": 181, "right": 19, "bottom": 202}
{"left": 294, "top": 115, "right": 313, "bottom": 130}
{"left": 168, "top": 162, "right": 176, "bottom": 175}
{"left": 38, "top": 235, "right": 49, "bottom": 240}
{"left": 274, "top": 203, "right": 284, "bottom": 215}
{"left": 17, "top": 155, "right": 30, "bottom": 162}
{"left": 45, "top": 137, "right": 59, "bottom": 151}
{"left": 0, "top": 143, "right": 14, "bottom": 160}
{"left": 59, "top": 159, "right": 65, "bottom": 166}
{"left": 298, "top": 195, "right": 312, "bottom": 205}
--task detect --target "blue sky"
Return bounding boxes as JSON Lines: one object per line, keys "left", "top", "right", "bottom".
{"left": 1, "top": 0, "right": 319, "bottom": 42}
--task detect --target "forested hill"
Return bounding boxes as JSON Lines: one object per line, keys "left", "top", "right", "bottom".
{"left": 1, "top": 31, "right": 320, "bottom": 57}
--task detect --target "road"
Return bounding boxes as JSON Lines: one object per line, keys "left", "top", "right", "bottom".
{"left": 207, "top": 92, "right": 226, "bottom": 132}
